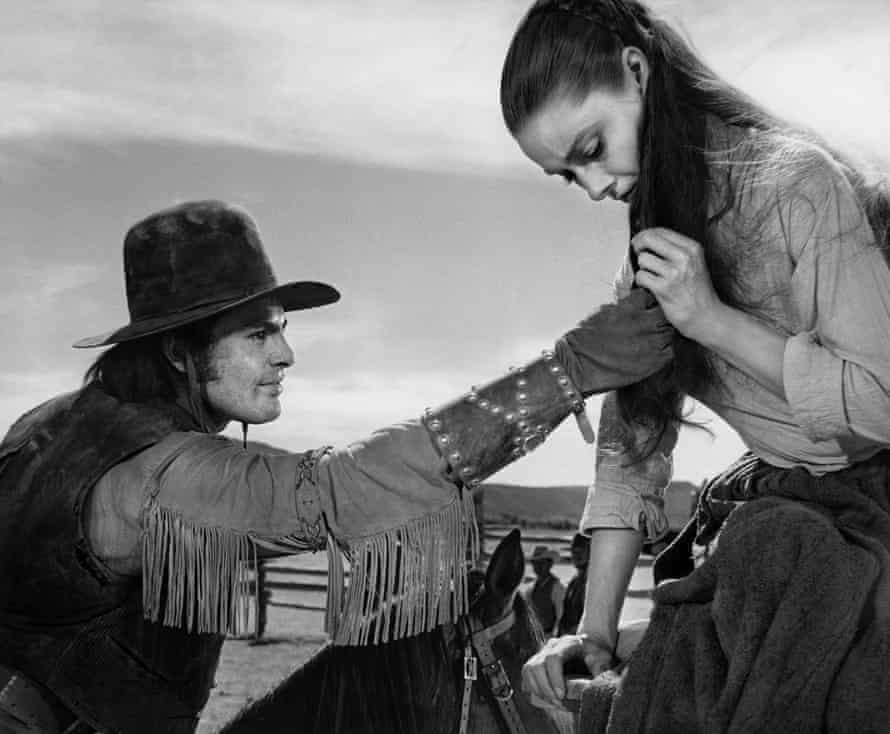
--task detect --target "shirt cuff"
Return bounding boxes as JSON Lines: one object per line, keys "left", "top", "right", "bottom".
{"left": 579, "top": 482, "right": 669, "bottom": 543}
{"left": 783, "top": 332, "right": 849, "bottom": 441}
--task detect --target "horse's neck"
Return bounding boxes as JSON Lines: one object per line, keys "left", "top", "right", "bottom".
{"left": 223, "top": 627, "right": 465, "bottom": 734}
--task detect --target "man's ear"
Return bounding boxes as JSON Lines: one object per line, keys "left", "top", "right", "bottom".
{"left": 162, "top": 333, "right": 187, "bottom": 374}
{"left": 622, "top": 46, "right": 650, "bottom": 95}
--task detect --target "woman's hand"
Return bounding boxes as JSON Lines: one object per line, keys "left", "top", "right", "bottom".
{"left": 631, "top": 227, "right": 726, "bottom": 343}
{"left": 633, "top": 226, "right": 789, "bottom": 397}
{"left": 521, "top": 633, "right": 614, "bottom": 711}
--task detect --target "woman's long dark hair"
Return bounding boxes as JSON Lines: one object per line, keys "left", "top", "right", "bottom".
{"left": 501, "top": 0, "right": 890, "bottom": 459}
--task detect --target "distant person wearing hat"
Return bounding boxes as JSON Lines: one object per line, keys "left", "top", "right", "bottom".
{"left": 558, "top": 533, "right": 591, "bottom": 636}
{"left": 523, "top": 545, "right": 566, "bottom": 637}
{"left": 0, "top": 200, "right": 673, "bottom": 734}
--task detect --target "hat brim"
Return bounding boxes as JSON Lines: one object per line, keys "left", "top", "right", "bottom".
{"left": 73, "top": 280, "right": 340, "bottom": 349}
{"left": 530, "top": 552, "right": 559, "bottom": 563}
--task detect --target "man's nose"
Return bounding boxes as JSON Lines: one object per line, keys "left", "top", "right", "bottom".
{"left": 271, "top": 334, "right": 295, "bottom": 367}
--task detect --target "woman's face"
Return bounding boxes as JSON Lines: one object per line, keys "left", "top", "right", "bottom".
{"left": 514, "top": 49, "right": 646, "bottom": 204}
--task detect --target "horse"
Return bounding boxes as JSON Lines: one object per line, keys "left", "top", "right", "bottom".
{"left": 220, "top": 529, "right": 570, "bottom": 733}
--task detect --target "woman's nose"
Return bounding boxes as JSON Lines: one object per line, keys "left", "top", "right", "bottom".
{"left": 576, "top": 167, "right": 613, "bottom": 202}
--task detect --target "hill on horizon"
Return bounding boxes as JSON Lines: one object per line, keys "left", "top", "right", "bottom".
{"left": 479, "top": 480, "right": 700, "bottom": 530}
{"left": 478, "top": 482, "right": 587, "bottom": 529}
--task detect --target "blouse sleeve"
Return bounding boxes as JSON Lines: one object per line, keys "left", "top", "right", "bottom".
{"left": 578, "top": 391, "right": 676, "bottom": 542}
{"left": 778, "top": 151, "right": 890, "bottom": 444}
{"left": 577, "top": 260, "right": 678, "bottom": 541}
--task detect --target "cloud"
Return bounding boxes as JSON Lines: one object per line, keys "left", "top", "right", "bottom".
{"left": 0, "top": 261, "right": 108, "bottom": 315}
{"left": 3, "top": 1, "right": 887, "bottom": 174}
{"left": 0, "top": 1, "right": 521, "bottom": 172}
{"left": 224, "top": 369, "right": 473, "bottom": 450}
{"left": 0, "top": 367, "right": 87, "bottom": 427}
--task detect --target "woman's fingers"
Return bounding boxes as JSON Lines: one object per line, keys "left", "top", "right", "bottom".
{"left": 636, "top": 250, "right": 671, "bottom": 278}
{"left": 528, "top": 691, "right": 568, "bottom": 713}
{"left": 633, "top": 227, "right": 698, "bottom": 254}
{"left": 545, "top": 646, "right": 568, "bottom": 700}
{"left": 522, "top": 636, "right": 582, "bottom": 708}
{"left": 522, "top": 654, "right": 560, "bottom": 704}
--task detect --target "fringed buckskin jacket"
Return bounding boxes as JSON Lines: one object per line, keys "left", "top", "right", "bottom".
{"left": 0, "top": 348, "right": 590, "bottom": 733}
{"left": 0, "top": 384, "right": 479, "bottom": 732}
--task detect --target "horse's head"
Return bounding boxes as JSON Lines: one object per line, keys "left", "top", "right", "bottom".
{"left": 221, "top": 528, "right": 573, "bottom": 734}
{"left": 458, "top": 529, "right": 569, "bottom": 734}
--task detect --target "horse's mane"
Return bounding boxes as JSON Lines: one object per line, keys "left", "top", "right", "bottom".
{"left": 222, "top": 626, "right": 458, "bottom": 733}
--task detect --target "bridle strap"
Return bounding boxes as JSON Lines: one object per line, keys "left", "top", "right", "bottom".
{"left": 458, "top": 640, "right": 476, "bottom": 734}
{"left": 458, "top": 610, "right": 529, "bottom": 734}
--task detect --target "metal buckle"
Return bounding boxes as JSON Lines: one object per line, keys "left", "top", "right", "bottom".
{"left": 484, "top": 660, "right": 515, "bottom": 702}
{"left": 492, "top": 680, "right": 515, "bottom": 702}
{"left": 464, "top": 651, "right": 478, "bottom": 681}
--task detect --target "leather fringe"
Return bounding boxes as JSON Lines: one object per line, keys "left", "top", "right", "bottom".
{"left": 327, "top": 490, "right": 479, "bottom": 646}
{"left": 142, "top": 503, "right": 254, "bottom": 635}
{"left": 142, "top": 490, "right": 479, "bottom": 643}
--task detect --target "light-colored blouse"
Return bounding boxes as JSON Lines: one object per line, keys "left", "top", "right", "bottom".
{"left": 581, "top": 130, "right": 890, "bottom": 540}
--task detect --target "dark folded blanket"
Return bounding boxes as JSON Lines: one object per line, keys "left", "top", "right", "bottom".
{"left": 578, "top": 452, "right": 890, "bottom": 734}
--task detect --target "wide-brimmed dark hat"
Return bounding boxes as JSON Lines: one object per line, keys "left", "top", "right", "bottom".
{"left": 74, "top": 200, "right": 340, "bottom": 348}
{"left": 529, "top": 545, "right": 559, "bottom": 564}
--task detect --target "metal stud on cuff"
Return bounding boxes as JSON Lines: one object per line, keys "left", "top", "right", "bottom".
{"left": 424, "top": 349, "right": 589, "bottom": 485}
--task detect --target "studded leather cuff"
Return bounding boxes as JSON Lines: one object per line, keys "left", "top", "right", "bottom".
{"left": 422, "top": 350, "right": 586, "bottom": 487}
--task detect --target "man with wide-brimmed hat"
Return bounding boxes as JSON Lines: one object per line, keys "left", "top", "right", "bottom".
{"left": 524, "top": 545, "right": 566, "bottom": 636}
{"left": 559, "top": 533, "right": 592, "bottom": 635}
{"left": 0, "top": 200, "right": 673, "bottom": 733}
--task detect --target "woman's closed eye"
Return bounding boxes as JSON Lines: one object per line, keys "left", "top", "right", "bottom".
{"left": 581, "top": 138, "right": 603, "bottom": 161}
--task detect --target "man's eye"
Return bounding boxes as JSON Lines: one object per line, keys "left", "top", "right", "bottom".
{"left": 560, "top": 171, "right": 576, "bottom": 185}
{"left": 250, "top": 330, "right": 267, "bottom": 341}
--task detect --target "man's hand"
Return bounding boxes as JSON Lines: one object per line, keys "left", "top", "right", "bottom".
{"left": 521, "top": 633, "right": 615, "bottom": 711}
{"left": 555, "top": 289, "right": 674, "bottom": 398}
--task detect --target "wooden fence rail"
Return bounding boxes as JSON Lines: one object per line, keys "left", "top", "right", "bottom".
{"left": 240, "top": 525, "right": 656, "bottom": 639}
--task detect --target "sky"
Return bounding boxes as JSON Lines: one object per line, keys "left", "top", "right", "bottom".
{"left": 1, "top": 0, "right": 888, "bottom": 487}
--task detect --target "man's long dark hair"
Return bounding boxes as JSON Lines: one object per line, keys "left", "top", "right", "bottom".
{"left": 501, "top": 0, "right": 890, "bottom": 459}
{"left": 83, "top": 321, "right": 217, "bottom": 407}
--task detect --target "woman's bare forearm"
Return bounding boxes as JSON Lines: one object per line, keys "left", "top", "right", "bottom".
{"left": 577, "top": 527, "right": 643, "bottom": 649}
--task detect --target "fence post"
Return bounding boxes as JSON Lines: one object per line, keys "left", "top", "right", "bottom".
{"left": 254, "top": 558, "right": 268, "bottom": 641}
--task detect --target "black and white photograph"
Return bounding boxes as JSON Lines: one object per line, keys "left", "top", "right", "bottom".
{"left": 1, "top": 1, "right": 889, "bottom": 732}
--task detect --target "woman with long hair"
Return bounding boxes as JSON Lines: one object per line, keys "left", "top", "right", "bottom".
{"left": 502, "top": 1, "right": 890, "bottom": 730}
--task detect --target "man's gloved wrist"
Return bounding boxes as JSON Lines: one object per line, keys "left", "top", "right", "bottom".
{"left": 422, "top": 351, "right": 585, "bottom": 486}
{"left": 557, "top": 289, "right": 674, "bottom": 398}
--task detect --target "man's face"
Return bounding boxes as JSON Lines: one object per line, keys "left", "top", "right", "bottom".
{"left": 202, "top": 297, "right": 294, "bottom": 425}
{"left": 531, "top": 559, "right": 552, "bottom": 579}
{"left": 570, "top": 546, "right": 589, "bottom": 571}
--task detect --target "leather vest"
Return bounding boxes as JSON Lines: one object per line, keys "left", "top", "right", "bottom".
{"left": 530, "top": 575, "right": 558, "bottom": 632}
{"left": 0, "top": 384, "right": 224, "bottom": 733}
{"left": 558, "top": 569, "right": 587, "bottom": 635}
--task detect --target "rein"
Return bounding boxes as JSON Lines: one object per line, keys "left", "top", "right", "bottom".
{"left": 458, "top": 607, "right": 529, "bottom": 734}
